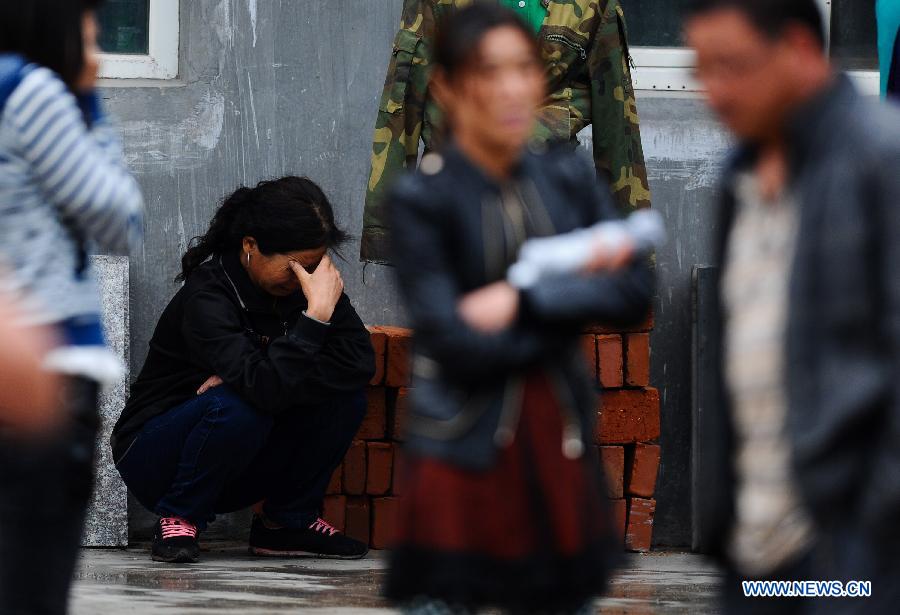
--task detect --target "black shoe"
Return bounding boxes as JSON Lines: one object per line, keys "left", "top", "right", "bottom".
{"left": 249, "top": 515, "right": 369, "bottom": 559}
{"left": 152, "top": 517, "right": 200, "bottom": 563}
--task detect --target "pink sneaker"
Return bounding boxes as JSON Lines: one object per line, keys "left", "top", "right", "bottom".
{"left": 152, "top": 516, "right": 200, "bottom": 563}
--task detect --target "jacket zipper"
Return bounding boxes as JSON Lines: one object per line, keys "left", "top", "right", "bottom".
{"left": 494, "top": 378, "right": 526, "bottom": 448}
{"left": 272, "top": 297, "right": 288, "bottom": 336}
{"left": 549, "top": 368, "right": 585, "bottom": 460}
{"left": 219, "top": 256, "right": 248, "bottom": 311}
{"left": 544, "top": 34, "right": 587, "bottom": 60}
{"left": 219, "top": 257, "right": 287, "bottom": 334}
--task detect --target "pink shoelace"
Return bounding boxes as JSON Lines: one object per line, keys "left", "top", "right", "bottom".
{"left": 308, "top": 517, "right": 339, "bottom": 536}
{"left": 160, "top": 517, "right": 198, "bottom": 540}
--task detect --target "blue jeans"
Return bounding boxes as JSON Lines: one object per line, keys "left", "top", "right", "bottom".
{"left": 116, "top": 385, "right": 365, "bottom": 530}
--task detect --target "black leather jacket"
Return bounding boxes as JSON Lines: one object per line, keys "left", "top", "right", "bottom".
{"left": 388, "top": 143, "right": 654, "bottom": 470}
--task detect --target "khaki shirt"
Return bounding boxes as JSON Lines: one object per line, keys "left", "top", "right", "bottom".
{"left": 723, "top": 173, "right": 815, "bottom": 576}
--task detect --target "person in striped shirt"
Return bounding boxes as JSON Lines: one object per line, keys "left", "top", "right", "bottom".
{"left": 0, "top": 1, "right": 143, "bottom": 613}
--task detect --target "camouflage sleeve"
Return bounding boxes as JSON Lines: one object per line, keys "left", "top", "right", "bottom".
{"left": 361, "top": 0, "right": 436, "bottom": 263}
{"left": 587, "top": 0, "right": 651, "bottom": 213}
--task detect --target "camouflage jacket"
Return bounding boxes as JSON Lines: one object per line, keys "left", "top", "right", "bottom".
{"left": 362, "top": 0, "right": 651, "bottom": 263}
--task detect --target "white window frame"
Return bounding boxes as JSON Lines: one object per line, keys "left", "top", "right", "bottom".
{"left": 631, "top": 48, "right": 699, "bottom": 92}
{"left": 98, "top": 0, "right": 179, "bottom": 80}
{"left": 629, "top": 0, "right": 879, "bottom": 96}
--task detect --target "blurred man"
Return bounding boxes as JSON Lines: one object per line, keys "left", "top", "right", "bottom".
{"left": 685, "top": 0, "right": 900, "bottom": 613}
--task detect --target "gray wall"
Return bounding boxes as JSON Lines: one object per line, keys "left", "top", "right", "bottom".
{"left": 638, "top": 99, "right": 730, "bottom": 546}
{"left": 102, "top": 0, "right": 730, "bottom": 546}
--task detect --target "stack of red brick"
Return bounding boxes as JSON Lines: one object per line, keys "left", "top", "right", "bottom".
{"left": 322, "top": 322, "right": 661, "bottom": 552}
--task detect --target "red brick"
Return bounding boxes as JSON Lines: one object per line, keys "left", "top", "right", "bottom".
{"left": 356, "top": 388, "right": 386, "bottom": 440}
{"left": 599, "top": 446, "right": 625, "bottom": 499}
{"left": 625, "top": 333, "right": 651, "bottom": 388}
{"left": 366, "top": 443, "right": 394, "bottom": 495}
{"left": 342, "top": 440, "right": 367, "bottom": 495}
{"left": 372, "top": 326, "right": 413, "bottom": 388}
{"left": 392, "top": 387, "right": 411, "bottom": 441}
{"left": 626, "top": 443, "right": 661, "bottom": 498}
{"left": 345, "top": 496, "right": 371, "bottom": 544}
{"left": 322, "top": 495, "right": 347, "bottom": 532}
{"left": 371, "top": 497, "right": 399, "bottom": 550}
{"left": 326, "top": 464, "right": 342, "bottom": 495}
{"left": 367, "top": 326, "right": 387, "bottom": 386}
{"left": 596, "top": 388, "right": 661, "bottom": 444}
{"left": 610, "top": 498, "right": 627, "bottom": 548}
{"left": 625, "top": 497, "right": 656, "bottom": 552}
{"left": 581, "top": 335, "right": 597, "bottom": 382}
{"left": 585, "top": 311, "right": 654, "bottom": 334}
{"left": 597, "top": 334, "right": 624, "bottom": 389}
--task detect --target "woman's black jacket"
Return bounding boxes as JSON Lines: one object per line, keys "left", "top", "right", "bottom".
{"left": 388, "top": 143, "right": 654, "bottom": 470}
{"left": 111, "top": 252, "right": 375, "bottom": 462}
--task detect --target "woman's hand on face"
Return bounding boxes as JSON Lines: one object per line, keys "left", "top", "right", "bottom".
{"left": 290, "top": 255, "right": 344, "bottom": 323}
{"left": 197, "top": 375, "right": 224, "bottom": 395}
{"left": 457, "top": 281, "right": 520, "bottom": 334}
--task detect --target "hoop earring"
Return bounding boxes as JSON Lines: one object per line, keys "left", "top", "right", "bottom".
{"left": 246, "top": 252, "right": 251, "bottom": 267}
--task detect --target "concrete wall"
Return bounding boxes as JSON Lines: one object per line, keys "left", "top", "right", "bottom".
{"left": 101, "top": 0, "right": 729, "bottom": 546}
{"left": 638, "top": 100, "right": 730, "bottom": 546}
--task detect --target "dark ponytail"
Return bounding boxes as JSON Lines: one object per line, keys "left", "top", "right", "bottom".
{"left": 177, "top": 176, "right": 349, "bottom": 282}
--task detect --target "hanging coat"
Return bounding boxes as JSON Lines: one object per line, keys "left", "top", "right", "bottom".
{"left": 361, "top": 0, "right": 651, "bottom": 263}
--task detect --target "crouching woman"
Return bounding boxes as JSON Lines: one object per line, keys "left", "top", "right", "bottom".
{"left": 112, "top": 177, "right": 375, "bottom": 563}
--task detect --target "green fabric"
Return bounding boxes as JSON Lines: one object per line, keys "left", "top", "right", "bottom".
{"left": 877, "top": 0, "right": 900, "bottom": 97}
{"left": 499, "top": 0, "right": 548, "bottom": 34}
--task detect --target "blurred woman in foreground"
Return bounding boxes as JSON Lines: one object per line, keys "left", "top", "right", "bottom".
{"left": 384, "top": 4, "right": 653, "bottom": 613}
{"left": 0, "top": 0, "right": 143, "bottom": 612}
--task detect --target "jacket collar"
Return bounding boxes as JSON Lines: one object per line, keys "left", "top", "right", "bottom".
{"left": 784, "top": 73, "right": 856, "bottom": 174}
{"left": 716, "top": 75, "right": 858, "bottom": 264}
{"left": 218, "top": 251, "right": 306, "bottom": 314}
{"left": 727, "top": 73, "right": 857, "bottom": 178}
{"left": 442, "top": 141, "right": 535, "bottom": 193}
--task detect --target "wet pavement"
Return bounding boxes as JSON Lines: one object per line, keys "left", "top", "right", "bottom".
{"left": 71, "top": 547, "right": 723, "bottom": 614}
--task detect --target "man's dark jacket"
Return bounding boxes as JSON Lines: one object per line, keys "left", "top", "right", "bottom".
{"left": 111, "top": 253, "right": 375, "bottom": 462}
{"left": 702, "top": 76, "right": 900, "bottom": 561}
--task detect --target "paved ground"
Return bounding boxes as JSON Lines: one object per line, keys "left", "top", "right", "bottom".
{"left": 71, "top": 547, "right": 723, "bottom": 614}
